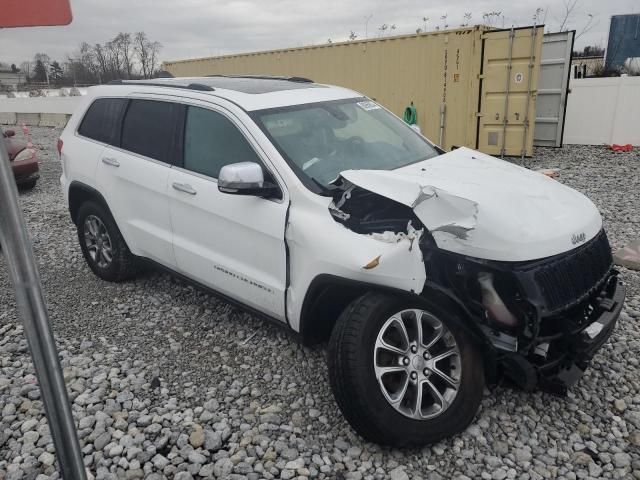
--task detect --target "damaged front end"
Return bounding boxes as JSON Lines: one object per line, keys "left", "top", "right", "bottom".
{"left": 329, "top": 175, "right": 625, "bottom": 396}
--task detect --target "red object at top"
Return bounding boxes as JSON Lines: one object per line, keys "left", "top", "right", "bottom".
{"left": 0, "top": 0, "right": 72, "bottom": 28}
{"left": 610, "top": 144, "right": 633, "bottom": 152}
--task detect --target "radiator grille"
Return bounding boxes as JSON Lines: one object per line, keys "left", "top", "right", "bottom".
{"left": 533, "top": 230, "right": 613, "bottom": 312}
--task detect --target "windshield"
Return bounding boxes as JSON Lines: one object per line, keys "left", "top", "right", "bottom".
{"left": 252, "top": 98, "right": 440, "bottom": 192}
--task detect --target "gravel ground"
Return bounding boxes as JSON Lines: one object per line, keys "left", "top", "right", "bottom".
{"left": 1, "top": 126, "right": 639, "bottom": 480}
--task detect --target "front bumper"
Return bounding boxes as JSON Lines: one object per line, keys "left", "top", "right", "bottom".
{"left": 527, "top": 274, "right": 625, "bottom": 395}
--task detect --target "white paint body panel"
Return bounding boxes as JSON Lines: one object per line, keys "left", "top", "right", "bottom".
{"left": 341, "top": 147, "right": 602, "bottom": 261}
{"left": 168, "top": 168, "right": 288, "bottom": 320}
{"left": 95, "top": 147, "right": 176, "bottom": 266}
{"left": 61, "top": 83, "right": 605, "bottom": 337}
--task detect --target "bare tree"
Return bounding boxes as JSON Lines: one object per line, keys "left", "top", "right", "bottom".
{"left": 533, "top": 7, "right": 545, "bottom": 24}
{"left": 378, "top": 24, "right": 388, "bottom": 37}
{"left": 576, "top": 14, "right": 598, "bottom": 39}
{"left": 440, "top": 14, "right": 448, "bottom": 29}
{"left": 557, "top": 0, "right": 577, "bottom": 32}
{"left": 462, "top": 12, "right": 472, "bottom": 27}
{"left": 93, "top": 43, "right": 109, "bottom": 82}
{"left": 20, "top": 61, "right": 31, "bottom": 81}
{"left": 482, "top": 11, "right": 503, "bottom": 28}
{"left": 134, "top": 32, "right": 162, "bottom": 79}
{"left": 115, "top": 33, "right": 134, "bottom": 79}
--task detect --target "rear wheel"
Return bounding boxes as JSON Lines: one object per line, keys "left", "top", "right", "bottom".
{"left": 76, "top": 201, "right": 139, "bottom": 282}
{"left": 327, "top": 292, "right": 485, "bottom": 447}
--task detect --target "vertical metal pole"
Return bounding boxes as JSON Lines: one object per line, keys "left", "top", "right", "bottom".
{"left": 520, "top": 25, "right": 538, "bottom": 161}
{"left": 0, "top": 141, "right": 87, "bottom": 480}
{"left": 500, "top": 27, "right": 515, "bottom": 158}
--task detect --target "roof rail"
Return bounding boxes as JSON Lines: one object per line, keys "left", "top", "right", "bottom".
{"left": 106, "top": 80, "right": 215, "bottom": 91}
{"left": 206, "top": 74, "right": 314, "bottom": 83}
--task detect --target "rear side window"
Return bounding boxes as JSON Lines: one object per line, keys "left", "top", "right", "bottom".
{"left": 78, "top": 98, "right": 127, "bottom": 146}
{"left": 183, "top": 106, "right": 262, "bottom": 178}
{"left": 121, "top": 100, "right": 179, "bottom": 163}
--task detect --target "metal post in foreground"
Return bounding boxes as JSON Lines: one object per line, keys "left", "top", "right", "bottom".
{"left": 0, "top": 141, "right": 87, "bottom": 479}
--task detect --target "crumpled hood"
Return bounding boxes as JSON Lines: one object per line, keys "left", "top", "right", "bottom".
{"left": 339, "top": 147, "right": 602, "bottom": 261}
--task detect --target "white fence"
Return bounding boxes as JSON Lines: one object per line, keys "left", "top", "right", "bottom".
{"left": 0, "top": 96, "right": 84, "bottom": 127}
{"left": 564, "top": 75, "right": 640, "bottom": 146}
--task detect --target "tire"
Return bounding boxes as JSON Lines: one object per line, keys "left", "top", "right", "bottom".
{"left": 18, "top": 179, "right": 37, "bottom": 190}
{"left": 76, "top": 201, "right": 139, "bottom": 282}
{"left": 327, "top": 292, "right": 485, "bottom": 447}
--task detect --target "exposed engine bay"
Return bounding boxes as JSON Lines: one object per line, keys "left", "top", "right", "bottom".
{"left": 329, "top": 178, "right": 625, "bottom": 395}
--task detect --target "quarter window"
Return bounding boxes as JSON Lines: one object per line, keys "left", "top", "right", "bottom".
{"left": 78, "top": 98, "right": 127, "bottom": 146}
{"left": 183, "top": 106, "right": 262, "bottom": 179}
{"left": 121, "top": 100, "right": 179, "bottom": 163}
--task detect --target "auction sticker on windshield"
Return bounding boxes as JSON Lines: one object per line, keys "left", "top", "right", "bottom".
{"left": 357, "top": 100, "right": 381, "bottom": 111}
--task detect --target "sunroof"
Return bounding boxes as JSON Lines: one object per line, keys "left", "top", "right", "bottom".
{"left": 197, "top": 76, "right": 325, "bottom": 94}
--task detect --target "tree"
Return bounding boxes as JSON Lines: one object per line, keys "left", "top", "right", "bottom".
{"left": 33, "top": 57, "right": 48, "bottom": 83}
{"left": 93, "top": 43, "right": 109, "bottom": 82}
{"left": 556, "top": 0, "right": 597, "bottom": 39}
{"left": 348, "top": 31, "right": 357, "bottom": 41}
{"left": 20, "top": 61, "right": 31, "bottom": 81}
{"left": 134, "top": 32, "right": 162, "bottom": 79}
{"left": 10, "top": 63, "right": 19, "bottom": 73}
{"left": 49, "top": 61, "right": 64, "bottom": 84}
{"left": 115, "top": 33, "right": 134, "bottom": 79}
{"left": 440, "top": 14, "right": 448, "bottom": 30}
{"left": 482, "top": 11, "right": 503, "bottom": 28}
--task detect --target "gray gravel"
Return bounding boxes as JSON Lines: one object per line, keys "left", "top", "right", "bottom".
{"left": 1, "top": 127, "right": 639, "bottom": 479}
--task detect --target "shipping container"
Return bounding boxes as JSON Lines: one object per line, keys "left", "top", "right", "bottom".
{"left": 164, "top": 25, "right": 544, "bottom": 156}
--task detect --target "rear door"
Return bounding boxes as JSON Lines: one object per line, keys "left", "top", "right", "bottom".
{"left": 168, "top": 102, "right": 289, "bottom": 321}
{"left": 533, "top": 31, "right": 575, "bottom": 147}
{"left": 476, "top": 26, "right": 543, "bottom": 157}
{"left": 95, "top": 98, "right": 180, "bottom": 267}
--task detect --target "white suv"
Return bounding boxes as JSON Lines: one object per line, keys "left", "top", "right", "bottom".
{"left": 60, "top": 76, "right": 624, "bottom": 447}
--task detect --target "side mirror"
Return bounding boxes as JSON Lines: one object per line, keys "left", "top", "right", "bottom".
{"left": 218, "top": 162, "right": 280, "bottom": 198}
{"left": 3, "top": 130, "right": 15, "bottom": 137}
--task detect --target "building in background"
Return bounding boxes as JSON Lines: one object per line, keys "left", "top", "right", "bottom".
{"left": 605, "top": 13, "right": 640, "bottom": 72}
{"left": 571, "top": 55, "right": 605, "bottom": 78}
{"left": 0, "top": 65, "right": 25, "bottom": 92}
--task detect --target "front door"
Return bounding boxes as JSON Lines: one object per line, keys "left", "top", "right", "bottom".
{"left": 168, "top": 104, "right": 288, "bottom": 321}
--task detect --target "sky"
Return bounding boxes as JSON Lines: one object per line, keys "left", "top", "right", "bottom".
{"left": 0, "top": 0, "right": 638, "bottom": 67}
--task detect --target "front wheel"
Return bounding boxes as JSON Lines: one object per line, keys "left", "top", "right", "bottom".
{"left": 327, "top": 292, "right": 485, "bottom": 447}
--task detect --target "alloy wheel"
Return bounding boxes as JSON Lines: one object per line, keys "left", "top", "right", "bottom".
{"left": 373, "top": 308, "right": 461, "bottom": 420}
{"left": 83, "top": 215, "right": 113, "bottom": 269}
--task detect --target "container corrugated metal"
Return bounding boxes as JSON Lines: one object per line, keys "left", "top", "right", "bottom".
{"left": 164, "top": 25, "right": 543, "bottom": 156}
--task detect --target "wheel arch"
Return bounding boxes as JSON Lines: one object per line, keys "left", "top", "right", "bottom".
{"left": 299, "top": 274, "right": 497, "bottom": 382}
{"left": 298, "top": 274, "right": 417, "bottom": 346}
{"left": 68, "top": 181, "right": 112, "bottom": 226}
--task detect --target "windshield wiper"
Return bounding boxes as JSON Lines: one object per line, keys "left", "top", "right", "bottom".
{"left": 310, "top": 177, "right": 337, "bottom": 196}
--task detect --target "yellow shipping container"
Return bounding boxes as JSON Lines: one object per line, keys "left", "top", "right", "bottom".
{"left": 164, "top": 25, "right": 543, "bottom": 156}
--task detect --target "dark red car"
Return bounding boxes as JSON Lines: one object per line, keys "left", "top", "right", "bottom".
{"left": 2, "top": 128, "right": 39, "bottom": 190}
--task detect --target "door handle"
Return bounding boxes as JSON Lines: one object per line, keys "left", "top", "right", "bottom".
{"left": 172, "top": 182, "right": 197, "bottom": 195}
{"left": 101, "top": 157, "right": 120, "bottom": 167}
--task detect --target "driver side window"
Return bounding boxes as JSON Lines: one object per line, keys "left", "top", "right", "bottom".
{"left": 183, "top": 106, "right": 262, "bottom": 179}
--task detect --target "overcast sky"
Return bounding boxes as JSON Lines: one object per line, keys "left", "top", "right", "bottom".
{"left": 1, "top": 0, "right": 638, "bottom": 66}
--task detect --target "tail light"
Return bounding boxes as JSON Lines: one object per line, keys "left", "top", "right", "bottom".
{"left": 57, "top": 138, "right": 63, "bottom": 157}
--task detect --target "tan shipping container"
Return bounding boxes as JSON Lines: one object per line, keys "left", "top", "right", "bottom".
{"left": 164, "top": 25, "right": 543, "bottom": 156}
